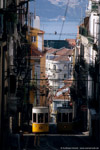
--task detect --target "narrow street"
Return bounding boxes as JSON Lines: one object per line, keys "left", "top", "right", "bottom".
{"left": 1, "top": 0, "right": 100, "bottom": 150}
{"left": 22, "top": 134, "right": 100, "bottom": 150}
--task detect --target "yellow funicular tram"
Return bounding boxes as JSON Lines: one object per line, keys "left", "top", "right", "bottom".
{"left": 32, "top": 106, "right": 49, "bottom": 133}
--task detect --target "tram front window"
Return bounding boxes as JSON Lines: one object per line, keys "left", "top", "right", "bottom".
{"left": 38, "top": 113, "right": 43, "bottom": 123}
{"left": 69, "top": 113, "right": 72, "bottom": 122}
{"left": 33, "top": 113, "right": 36, "bottom": 122}
{"left": 62, "top": 113, "right": 68, "bottom": 122}
{"left": 45, "top": 113, "right": 48, "bottom": 123}
{"left": 58, "top": 113, "right": 61, "bottom": 122}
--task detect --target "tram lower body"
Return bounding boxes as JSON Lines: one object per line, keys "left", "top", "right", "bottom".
{"left": 32, "top": 106, "right": 77, "bottom": 134}
{"left": 32, "top": 122, "right": 77, "bottom": 133}
{"left": 32, "top": 123, "right": 49, "bottom": 133}
{"left": 57, "top": 122, "right": 74, "bottom": 133}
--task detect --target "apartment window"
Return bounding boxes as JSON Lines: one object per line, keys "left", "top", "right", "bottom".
{"left": 70, "top": 70, "right": 72, "bottom": 75}
{"left": 53, "top": 65, "right": 56, "bottom": 70}
{"left": 49, "top": 64, "right": 50, "bottom": 68}
{"left": 53, "top": 73, "right": 56, "bottom": 78}
{"left": 46, "top": 55, "right": 48, "bottom": 59}
{"left": 64, "top": 74, "right": 67, "bottom": 78}
{"left": 31, "top": 36, "right": 36, "bottom": 42}
{"left": 64, "top": 65, "right": 67, "bottom": 69}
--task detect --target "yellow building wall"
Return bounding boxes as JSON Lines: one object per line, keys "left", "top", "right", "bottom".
{"left": 27, "top": 27, "right": 45, "bottom": 106}
{"left": 29, "top": 90, "right": 35, "bottom": 104}
{"left": 30, "top": 29, "right": 38, "bottom": 48}
{"left": 40, "top": 53, "right": 47, "bottom": 106}
{"left": 27, "top": 28, "right": 39, "bottom": 48}
{"left": 27, "top": 27, "right": 44, "bottom": 51}
{"left": 29, "top": 59, "right": 35, "bottom": 104}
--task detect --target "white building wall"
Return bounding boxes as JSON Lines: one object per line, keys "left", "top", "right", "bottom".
{"left": 38, "top": 34, "right": 43, "bottom": 52}
{"left": 88, "top": 75, "right": 93, "bottom": 98}
{"left": 35, "top": 62, "right": 40, "bottom": 104}
{"left": 89, "top": 13, "right": 99, "bottom": 39}
{"left": 34, "top": 16, "right": 40, "bottom": 30}
{"left": 46, "top": 53, "right": 73, "bottom": 90}
{"left": 89, "top": 8, "right": 99, "bottom": 64}
{"left": 81, "top": 36, "right": 89, "bottom": 63}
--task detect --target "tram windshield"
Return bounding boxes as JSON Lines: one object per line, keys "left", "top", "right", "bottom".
{"left": 45, "top": 113, "right": 48, "bottom": 123}
{"left": 57, "top": 112, "right": 72, "bottom": 123}
{"left": 38, "top": 113, "right": 43, "bottom": 123}
{"left": 62, "top": 113, "right": 68, "bottom": 122}
{"left": 33, "top": 113, "right": 36, "bottom": 122}
{"left": 58, "top": 113, "right": 61, "bottom": 122}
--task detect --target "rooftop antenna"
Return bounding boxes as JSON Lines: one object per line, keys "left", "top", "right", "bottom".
{"left": 34, "top": 0, "right": 36, "bottom": 19}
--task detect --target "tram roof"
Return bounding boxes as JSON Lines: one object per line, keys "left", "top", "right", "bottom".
{"left": 32, "top": 106, "right": 49, "bottom": 113}
{"left": 32, "top": 106, "right": 48, "bottom": 109}
{"left": 57, "top": 106, "right": 72, "bottom": 109}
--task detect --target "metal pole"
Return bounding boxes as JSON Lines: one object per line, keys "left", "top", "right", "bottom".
{"left": 1, "top": 45, "right": 5, "bottom": 150}
{"left": 9, "top": 116, "right": 13, "bottom": 133}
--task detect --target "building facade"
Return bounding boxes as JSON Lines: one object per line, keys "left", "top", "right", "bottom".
{"left": 46, "top": 48, "right": 73, "bottom": 93}
{"left": 0, "top": 0, "right": 32, "bottom": 149}
{"left": 28, "top": 17, "right": 49, "bottom": 107}
{"left": 72, "top": 0, "right": 100, "bottom": 142}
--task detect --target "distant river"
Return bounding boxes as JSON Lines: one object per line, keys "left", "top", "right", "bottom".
{"left": 40, "top": 21, "right": 79, "bottom": 40}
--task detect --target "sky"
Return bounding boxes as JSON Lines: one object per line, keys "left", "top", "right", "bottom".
{"left": 48, "top": 0, "right": 80, "bottom": 7}
{"left": 29, "top": 0, "right": 88, "bottom": 22}
{"left": 29, "top": 0, "right": 88, "bottom": 40}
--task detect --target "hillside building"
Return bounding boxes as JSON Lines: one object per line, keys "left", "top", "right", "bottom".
{"left": 45, "top": 47, "right": 73, "bottom": 93}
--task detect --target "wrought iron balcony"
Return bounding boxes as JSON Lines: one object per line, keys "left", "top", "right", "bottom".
{"left": 79, "top": 26, "right": 94, "bottom": 44}
{"left": 92, "top": 2, "right": 98, "bottom": 11}
{"left": 88, "top": 36, "right": 94, "bottom": 44}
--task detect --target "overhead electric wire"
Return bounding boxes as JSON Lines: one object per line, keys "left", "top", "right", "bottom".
{"left": 59, "top": 0, "right": 70, "bottom": 40}
{"left": 45, "top": 33, "right": 77, "bottom": 35}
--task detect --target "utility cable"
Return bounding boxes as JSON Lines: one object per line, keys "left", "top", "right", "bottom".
{"left": 59, "top": 0, "right": 70, "bottom": 41}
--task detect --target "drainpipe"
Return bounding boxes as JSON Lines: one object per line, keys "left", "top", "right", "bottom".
{"left": 98, "top": 2, "right": 100, "bottom": 143}
{"left": 0, "top": 43, "right": 6, "bottom": 149}
{"left": 0, "top": 45, "right": 3, "bottom": 149}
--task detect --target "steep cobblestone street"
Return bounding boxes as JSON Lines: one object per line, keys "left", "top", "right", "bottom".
{"left": 22, "top": 134, "right": 100, "bottom": 150}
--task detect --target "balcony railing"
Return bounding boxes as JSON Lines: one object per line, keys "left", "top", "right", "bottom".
{"left": 79, "top": 26, "right": 94, "bottom": 44}
{"left": 88, "top": 36, "right": 94, "bottom": 44}
{"left": 92, "top": 3, "right": 98, "bottom": 11}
